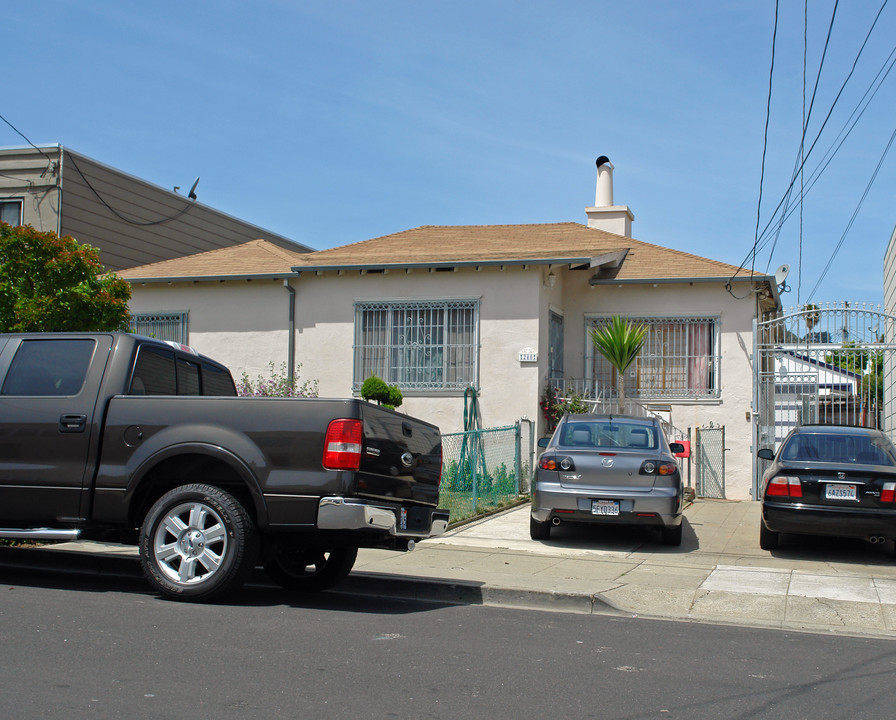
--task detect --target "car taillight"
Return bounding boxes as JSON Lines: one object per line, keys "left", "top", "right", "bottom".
{"left": 640, "top": 461, "right": 677, "bottom": 476}
{"left": 323, "top": 419, "right": 362, "bottom": 471}
{"left": 881, "top": 482, "right": 896, "bottom": 503}
{"left": 766, "top": 476, "right": 802, "bottom": 498}
{"left": 539, "top": 455, "right": 575, "bottom": 471}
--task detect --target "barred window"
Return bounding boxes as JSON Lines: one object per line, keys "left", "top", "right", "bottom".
{"left": 353, "top": 300, "right": 479, "bottom": 392}
{"left": 129, "top": 311, "right": 189, "bottom": 345}
{"left": 587, "top": 316, "right": 720, "bottom": 399}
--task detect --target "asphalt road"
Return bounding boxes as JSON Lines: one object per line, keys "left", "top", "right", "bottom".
{"left": 2, "top": 566, "right": 896, "bottom": 719}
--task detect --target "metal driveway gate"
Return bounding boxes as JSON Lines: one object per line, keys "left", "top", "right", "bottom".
{"left": 695, "top": 424, "right": 726, "bottom": 498}
{"left": 752, "top": 302, "right": 896, "bottom": 498}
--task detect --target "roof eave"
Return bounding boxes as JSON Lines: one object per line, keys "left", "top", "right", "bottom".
{"left": 290, "top": 257, "right": 596, "bottom": 273}
{"left": 123, "top": 272, "right": 298, "bottom": 284}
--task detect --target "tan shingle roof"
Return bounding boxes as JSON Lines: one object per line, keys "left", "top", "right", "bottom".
{"left": 117, "top": 239, "right": 309, "bottom": 281}
{"left": 291, "top": 223, "right": 758, "bottom": 281}
{"left": 117, "top": 223, "right": 761, "bottom": 283}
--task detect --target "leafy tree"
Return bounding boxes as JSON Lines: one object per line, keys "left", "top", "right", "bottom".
{"left": 589, "top": 315, "right": 648, "bottom": 413}
{"left": 0, "top": 223, "right": 131, "bottom": 332}
{"left": 826, "top": 342, "right": 883, "bottom": 407}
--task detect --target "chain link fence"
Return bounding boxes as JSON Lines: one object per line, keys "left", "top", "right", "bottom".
{"left": 440, "top": 423, "right": 530, "bottom": 522}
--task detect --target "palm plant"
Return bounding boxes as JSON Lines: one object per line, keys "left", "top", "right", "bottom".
{"left": 589, "top": 316, "right": 648, "bottom": 413}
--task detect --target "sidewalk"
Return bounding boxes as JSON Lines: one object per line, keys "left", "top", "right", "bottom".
{"left": 8, "top": 499, "right": 896, "bottom": 637}
{"left": 349, "top": 500, "right": 896, "bottom": 637}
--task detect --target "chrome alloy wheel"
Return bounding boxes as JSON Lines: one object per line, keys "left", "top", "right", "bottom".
{"left": 152, "top": 501, "right": 228, "bottom": 586}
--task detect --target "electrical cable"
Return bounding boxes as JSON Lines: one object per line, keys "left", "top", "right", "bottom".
{"left": 751, "top": 46, "right": 896, "bottom": 259}
{"left": 805, "top": 121, "right": 896, "bottom": 302}
{"left": 0, "top": 111, "right": 55, "bottom": 177}
{"left": 66, "top": 152, "right": 198, "bottom": 227}
{"left": 736, "top": 0, "right": 891, "bottom": 279}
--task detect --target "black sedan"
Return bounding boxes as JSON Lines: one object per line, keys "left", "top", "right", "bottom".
{"left": 758, "top": 424, "right": 896, "bottom": 551}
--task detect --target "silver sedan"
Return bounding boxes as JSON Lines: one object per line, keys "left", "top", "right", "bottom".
{"left": 530, "top": 414, "right": 685, "bottom": 545}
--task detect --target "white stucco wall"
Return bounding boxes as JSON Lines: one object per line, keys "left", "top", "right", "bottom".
{"left": 291, "top": 267, "right": 544, "bottom": 435}
{"left": 130, "top": 264, "right": 762, "bottom": 499}
{"left": 128, "top": 280, "right": 294, "bottom": 381}
{"left": 552, "top": 270, "right": 758, "bottom": 498}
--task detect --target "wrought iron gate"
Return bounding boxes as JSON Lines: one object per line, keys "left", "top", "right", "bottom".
{"left": 695, "top": 424, "right": 726, "bottom": 498}
{"left": 752, "top": 302, "right": 896, "bottom": 498}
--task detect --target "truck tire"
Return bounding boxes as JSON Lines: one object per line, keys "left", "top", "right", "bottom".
{"left": 139, "top": 483, "right": 258, "bottom": 602}
{"left": 264, "top": 542, "right": 358, "bottom": 592}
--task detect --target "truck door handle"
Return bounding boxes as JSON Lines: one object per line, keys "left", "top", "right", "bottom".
{"left": 59, "top": 414, "right": 87, "bottom": 433}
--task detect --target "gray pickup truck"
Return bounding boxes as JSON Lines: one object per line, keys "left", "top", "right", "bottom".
{"left": 0, "top": 332, "right": 447, "bottom": 601}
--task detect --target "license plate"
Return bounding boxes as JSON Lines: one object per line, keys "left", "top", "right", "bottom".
{"left": 825, "top": 484, "right": 857, "bottom": 501}
{"left": 592, "top": 500, "right": 620, "bottom": 516}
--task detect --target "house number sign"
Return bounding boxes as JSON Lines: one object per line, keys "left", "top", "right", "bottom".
{"left": 519, "top": 347, "right": 538, "bottom": 363}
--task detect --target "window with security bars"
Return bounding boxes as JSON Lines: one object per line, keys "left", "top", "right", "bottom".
{"left": 353, "top": 300, "right": 479, "bottom": 392}
{"left": 588, "top": 316, "right": 720, "bottom": 398}
{"left": 129, "top": 311, "right": 189, "bottom": 345}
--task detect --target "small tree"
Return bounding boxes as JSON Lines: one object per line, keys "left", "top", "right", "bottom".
{"left": 0, "top": 222, "right": 131, "bottom": 332}
{"left": 361, "top": 375, "right": 403, "bottom": 409}
{"left": 589, "top": 316, "right": 648, "bottom": 413}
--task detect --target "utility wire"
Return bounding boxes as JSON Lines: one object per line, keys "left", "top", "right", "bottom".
{"left": 0, "top": 111, "right": 55, "bottom": 176}
{"left": 66, "top": 151, "right": 198, "bottom": 227}
{"left": 737, "top": 0, "right": 889, "bottom": 277}
{"left": 805, "top": 121, "right": 896, "bottom": 302}
{"left": 751, "top": 46, "right": 896, "bottom": 260}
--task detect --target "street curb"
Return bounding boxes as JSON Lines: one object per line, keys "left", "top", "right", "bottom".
{"left": 0, "top": 544, "right": 625, "bottom": 615}
{"left": 333, "top": 571, "right": 627, "bottom": 615}
{"left": 0, "top": 544, "right": 141, "bottom": 578}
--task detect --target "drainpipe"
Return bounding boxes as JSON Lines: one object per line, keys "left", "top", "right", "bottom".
{"left": 283, "top": 278, "right": 296, "bottom": 382}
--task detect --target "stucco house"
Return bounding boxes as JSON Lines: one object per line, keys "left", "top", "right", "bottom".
{"left": 121, "top": 159, "right": 782, "bottom": 499}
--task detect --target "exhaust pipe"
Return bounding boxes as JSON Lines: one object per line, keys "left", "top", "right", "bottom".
{"left": 868, "top": 535, "right": 887, "bottom": 544}
{"left": 551, "top": 517, "right": 561, "bottom": 526}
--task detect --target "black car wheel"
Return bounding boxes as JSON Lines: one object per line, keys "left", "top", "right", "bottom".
{"left": 530, "top": 515, "right": 551, "bottom": 540}
{"left": 660, "top": 523, "right": 682, "bottom": 546}
{"left": 139, "top": 483, "right": 258, "bottom": 602}
{"left": 264, "top": 542, "right": 358, "bottom": 592}
{"left": 759, "top": 521, "right": 779, "bottom": 550}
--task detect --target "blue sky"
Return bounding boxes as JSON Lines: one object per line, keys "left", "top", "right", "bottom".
{"left": 4, "top": 1, "right": 894, "bottom": 306}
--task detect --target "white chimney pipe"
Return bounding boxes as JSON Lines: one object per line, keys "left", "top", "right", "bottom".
{"left": 585, "top": 155, "right": 634, "bottom": 237}
{"left": 595, "top": 155, "right": 614, "bottom": 207}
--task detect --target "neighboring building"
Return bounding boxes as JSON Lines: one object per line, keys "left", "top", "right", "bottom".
{"left": 883, "top": 225, "right": 896, "bottom": 435}
{"left": 0, "top": 145, "right": 312, "bottom": 270}
{"left": 122, "top": 159, "right": 782, "bottom": 499}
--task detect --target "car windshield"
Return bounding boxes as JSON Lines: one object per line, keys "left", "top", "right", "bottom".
{"left": 780, "top": 432, "right": 896, "bottom": 465}
{"left": 558, "top": 421, "right": 658, "bottom": 450}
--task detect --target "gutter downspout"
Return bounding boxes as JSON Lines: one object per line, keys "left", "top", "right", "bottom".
{"left": 284, "top": 278, "right": 296, "bottom": 382}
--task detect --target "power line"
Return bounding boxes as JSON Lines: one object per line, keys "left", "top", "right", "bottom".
{"left": 65, "top": 151, "right": 198, "bottom": 227}
{"left": 805, "top": 121, "right": 896, "bottom": 302}
{"left": 0, "top": 111, "right": 55, "bottom": 176}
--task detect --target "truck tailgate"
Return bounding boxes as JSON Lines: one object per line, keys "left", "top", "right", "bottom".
{"left": 355, "top": 404, "right": 441, "bottom": 507}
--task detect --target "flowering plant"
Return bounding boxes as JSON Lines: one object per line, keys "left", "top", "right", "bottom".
{"left": 236, "top": 362, "right": 319, "bottom": 398}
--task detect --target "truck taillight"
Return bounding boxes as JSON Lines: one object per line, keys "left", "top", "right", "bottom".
{"left": 766, "top": 476, "right": 802, "bottom": 498}
{"left": 323, "top": 419, "right": 363, "bottom": 471}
